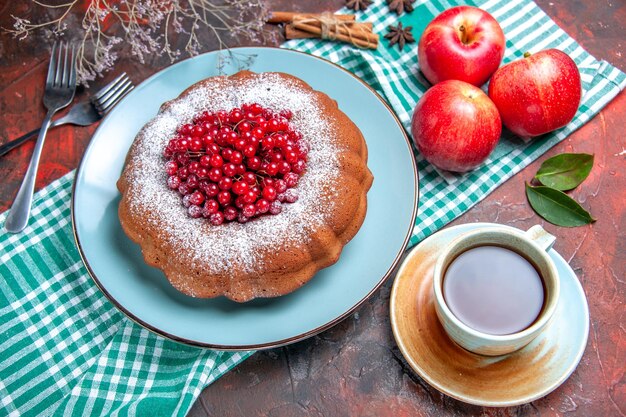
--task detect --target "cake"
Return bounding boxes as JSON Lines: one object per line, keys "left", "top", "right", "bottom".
{"left": 117, "top": 70, "right": 373, "bottom": 302}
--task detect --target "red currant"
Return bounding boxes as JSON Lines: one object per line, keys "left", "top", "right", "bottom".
{"left": 189, "top": 191, "right": 205, "bottom": 206}
{"left": 166, "top": 161, "right": 178, "bottom": 176}
{"left": 262, "top": 186, "right": 277, "bottom": 201}
{"left": 243, "top": 171, "right": 257, "bottom": 185}
{"left": 196, "top": 167, "right": 208, "bottom": 178}
{"left": 278, "top": 161, "right": 291, "bottom": 175}
{"left": 165, "top": 104, "right": 307, "bottom": 222}
{"left": 284, "top": 172, "right": 299, "bottom": 188}
{"left": 223, "top": 163, "right": 237, "bottom": 177}
{"left": 232, "top": 181, "right": 249, "bottom": 195}
{"left": 178, "top": 184, "right": 190, "bottom": 196}
{"left": 208, "top": 168, "right": 222, "bottom": 182}
{"left": 204, "top": 183, "right": 219, "bottom": 197}
{"left": 246, "top": 156, "right": 262, "bottom": 170}
{"left": 215, "top": 110, "right": 228, "bottom": 124}
{"left": 243, "top": 145, "right": 257, "bottom": 158}
{"left": 224, "top": 206, "right": 238, "bottom": 221}
{"left": 268, "top": 118, "right": 280, "bottom": 132}
{"left": 186, "top": 174, "right": 198, "bottom": 189}
{"left": 261, "top": 136, "right": 275, "bottom": 150}
{"left": 242, "top": 190, "right": 257, "bottom": 204}
{"left": 167, "top": 175, "right": 180, "bottom": 189}
{"left": 188, "top": 205, "right": 203, "bottom": 218}
{"left": 179, "top": 123, "right": 193, "bottom": 135}
{"left": 210, "top": 154, "right": 224, "bottom": 168}
{"left": 177, "top": 166, "right": 189, "bottom": 180}
{"left": 218, "top": 177, "right": 233, "bottom": 190}
{"left": 238, "top": 121, "right": 252, "bottom": 132}
{"left": 191, "top": 125, "right": 205, "bottom": 137}
{"left": 242, "top": 204, "right": 256, "bottom": 218}
{"left": 256, "top": 199, "right": 270, "bottom": 213}
{"left": 200, "top": 155, "right": 212, "bottom": 167}
{"left": 230, "top": 151, "right": 243, "bottom": 165}
{"left": 269, "top": 200, "right": 282, "bottom": 215}
{"left": 228, "top": 109, "right": 243, "bottom": 124}
{"left": 266, "top": 162, "right": 279, "bottom": 176}
{"left": 275, "top": 179, "right": 287, "bottom": 193}
{"left": 217, "top": 191, "right": 231, "bottom": 205}
{"left": 292, "top": 160, "right": 306, "bottom": 174}
{"left": 203, "top": 199, "right": 219, "bottom": 216}
{"left": 188, "top": 161, "right": 199, "bottom": 174}
{"left": 283, "top": 189, "right": 299, "bottom": 203}
{"left": 252, "top": 128, "right": 265, "bottom": 140}
{"left": 210, "top": 212, "right": 224, "bottom": 225}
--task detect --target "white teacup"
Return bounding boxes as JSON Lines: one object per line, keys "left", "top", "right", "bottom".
{"left": 432, "top": 225, "right": 560, "bottom": 356}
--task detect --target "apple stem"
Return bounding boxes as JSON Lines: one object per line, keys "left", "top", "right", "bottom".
{"left": 524, "top": 51, "right": 532, "bottom": 58}
{"left": 459, "top": 25, "right": 469, "bottom": 44}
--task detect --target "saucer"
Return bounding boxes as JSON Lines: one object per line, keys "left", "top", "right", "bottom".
{"left": 390, "top": 222, "right": 589, "bottom": 407}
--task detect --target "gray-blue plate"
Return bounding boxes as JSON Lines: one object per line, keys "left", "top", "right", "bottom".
{"left": 72, "top": 47, "right": 418, "bottom": 350}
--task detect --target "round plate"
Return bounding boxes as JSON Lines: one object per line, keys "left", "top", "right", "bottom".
{"left": 72, "top": 47, "right": 418, "bottom": 350}
{"left": 390, "top": 222, "right": 589, "bottom": 406}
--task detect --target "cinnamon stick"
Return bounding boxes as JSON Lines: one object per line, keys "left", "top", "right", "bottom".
{"left": 292, "top": 21, "right": 379, "bottom": 49}
{"left": 286, "top": 22, "right": 374, "bottom": 40}
{"left": 268, "top": 11, "right": 355, "bottom": 24}
{"left": 285, "top": 25, "right": 317, "bottom": 39}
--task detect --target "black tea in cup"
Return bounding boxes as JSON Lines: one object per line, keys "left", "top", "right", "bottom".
{"left": 442, "top": 245, "right": 545, "bottom": 336}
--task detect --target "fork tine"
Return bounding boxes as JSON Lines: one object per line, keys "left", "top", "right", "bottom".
{"left": 99, "top": 82, "right": 134, "bottom": 114}
{"left": 95, "top": 77, "right": 132, "bottom": 110}
{"left": 96, "top": 80, "right": 134, "bottom": 113}
{"left": 62, "top": 42, "right": 70, "bottom": 87}
{"left": 54, "top": 41, "right": 64, "bottom": 86}
{"left": 94, "top": 75, "right": 129, "bottom": 106}
{"left": 69, "top": 44, "right": 77, "bottom": 89}
{"left": 46, "top": 42, "right": 58, "bottom": 87}
{"left": 93, "top": 73, "right": 128, "bottom": 101}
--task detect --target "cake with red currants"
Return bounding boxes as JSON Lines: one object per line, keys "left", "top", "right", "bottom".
{"left": 117, "top": 71, "right": 373, "bottom": 302}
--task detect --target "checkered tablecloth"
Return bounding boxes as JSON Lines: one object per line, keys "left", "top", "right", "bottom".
{"left": 1, "top": 0, "right": 624, "bottom": 416}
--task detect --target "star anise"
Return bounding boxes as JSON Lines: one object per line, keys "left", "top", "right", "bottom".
{"left": 346, "top": 0, "right": 372, "bottom": 11}
{"left": 387, "top": 0, "right": 416, "bottom": 15}
{"left": 384, "top": 22, "right": 415, "bottom": 51}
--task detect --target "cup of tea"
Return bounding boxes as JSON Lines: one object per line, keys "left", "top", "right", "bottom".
{"left": 432, "top": 225, "right": 560, "bottom": 356}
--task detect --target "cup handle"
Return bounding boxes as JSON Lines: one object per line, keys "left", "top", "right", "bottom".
{"left": 525, "top": 225, "right": 556, "bottom": 251}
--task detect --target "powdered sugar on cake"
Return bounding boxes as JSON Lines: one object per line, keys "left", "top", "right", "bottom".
{"left": 123, "top": 73, "right": 342, "bottom": 277}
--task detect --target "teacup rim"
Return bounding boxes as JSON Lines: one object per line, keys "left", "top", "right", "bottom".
{"left": 433, "top": 225, "right": 561, "bottom": 343}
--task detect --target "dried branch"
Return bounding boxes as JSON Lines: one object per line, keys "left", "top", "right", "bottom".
{"left": 4, "top": 0, "right": 272, "bottom": 85}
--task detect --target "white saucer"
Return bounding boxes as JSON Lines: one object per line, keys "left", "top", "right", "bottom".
{"left": 390, "top": 222, "right": 590, "bottom": 406}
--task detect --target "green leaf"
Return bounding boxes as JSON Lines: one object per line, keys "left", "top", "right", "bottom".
{"left": 525, "top": 184, "right": 595, "bottom": 227}
{"left": 535, "top": 153, "right": 594, "bottom": 191}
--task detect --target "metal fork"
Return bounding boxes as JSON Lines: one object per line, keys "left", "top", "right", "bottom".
{"left": 5, "top": 42, "right": 77, "bottom": 233}
{"left": 0, "top": 73, "right": 133, "bottom": 156}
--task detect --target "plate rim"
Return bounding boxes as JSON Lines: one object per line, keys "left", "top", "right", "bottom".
{"left": 71, "top": 46, "right": 420, "bottom": 350}
{"left": 389, "top": 222, "right": 590, "bottom": 406}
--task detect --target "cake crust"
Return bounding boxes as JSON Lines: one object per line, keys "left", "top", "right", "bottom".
{"left": 117, "top": 71, "right": 373, "bottom": 302}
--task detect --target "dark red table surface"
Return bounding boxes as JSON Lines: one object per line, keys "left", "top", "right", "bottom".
{"left": 1, "top": 1, "right": 624, "bottom": 416}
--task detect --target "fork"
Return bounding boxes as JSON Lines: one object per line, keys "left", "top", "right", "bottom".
{"left": 0, "top": 73, "right": 133, "bottom": 156}
{"left": 5, "top": 42, "right": 77, "bottom": 233}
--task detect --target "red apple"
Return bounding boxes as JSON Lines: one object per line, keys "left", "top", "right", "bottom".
{"left": 418, "top": 6, "right": 505, "bottom": 87}
{"left": 488, "top": 49, "right": 582, "bottom": 138}
{"left": 411, "top": 80, "right": 502, "bottom": 172}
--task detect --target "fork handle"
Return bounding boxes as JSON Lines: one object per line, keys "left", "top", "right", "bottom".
{"left": 5, "top": 110, "right": 56, "bottom": 233}
{"left": 0, "top": 117, "right": 65, "bottom": 157}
